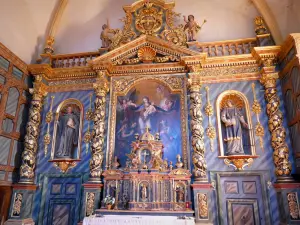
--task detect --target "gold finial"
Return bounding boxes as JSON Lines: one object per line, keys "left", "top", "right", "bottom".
{"left": 254, "top": 16, "right": 267, "bottom": 35}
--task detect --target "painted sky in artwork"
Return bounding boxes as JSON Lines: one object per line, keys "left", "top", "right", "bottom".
{"left": 114, "top": 80, "right": 182, "bottom": 167}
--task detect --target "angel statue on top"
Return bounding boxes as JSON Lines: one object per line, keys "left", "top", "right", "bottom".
{"left": 100, "top": 19, "right": 117, "bottom": 48}
{"left": 183, "top": 15, "right": 206, "bottom": 42}
{"left": 221, "top": 99, "right": 249, "bottom": 155}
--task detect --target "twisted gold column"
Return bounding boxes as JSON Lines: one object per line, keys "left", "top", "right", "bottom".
{"left": 19, "top": 75, "right": 47, "bottom": 184}
{"left": 89, "top": 72, "right": 109, "bottom": 182}
{"left": 188, "top": 74, "right": 207, "bottom": 182}
{"left": 260, "top": 73, "right": 292, "bottom": 181}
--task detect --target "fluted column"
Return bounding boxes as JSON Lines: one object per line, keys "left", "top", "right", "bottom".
{"left": 19, "top": 75, "right": 47, "bottom": 184}
{"left": 254, "top": 47, "right": 293, "bottom": 182}
{"left": 188, "top": 74, "right": 207, "bottom": 182}
{"left": 89, "top": 71, "right": 109, "bottom": 182}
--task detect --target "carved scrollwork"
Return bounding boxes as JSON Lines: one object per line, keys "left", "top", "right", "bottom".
{"left": 20, "top": 76, "right": 47, "bottom": 183}
{"left": 86, "top": 192, "right": 95, "bottom": 217}
{"left": 90, "top": 81, "right": 109, "bottom": 180}
{"left": 12, "top": 193, "right": 23, "bottom": 217}
{"left": 160, "top": 25, "right": 187, "bottom": 47}
{"left": 287, "top": 192, "right": 300, "bottom": 220}
{"left": 198, "top": 193, "right": 208, "bottom": 219}
{"left": 134, "top": 2, "right": 163, "bottom": 35}
{"left": 224, "top": 156, "right": 254, "bottom": 171}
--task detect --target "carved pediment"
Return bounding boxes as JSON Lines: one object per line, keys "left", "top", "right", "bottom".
{"left": 102, "top": 0, "right": 188, "bottom": 50}
{"left": 90, "top": 35, "right": 199, "bottom": 70}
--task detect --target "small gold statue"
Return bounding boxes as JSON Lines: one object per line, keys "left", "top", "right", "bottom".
{"left": 183, "top": 15, "right": 206, "bottom": 42}
{"left": 112, "top": 156, "right": 120, "bottom": 169}
{"left": 175, "top": 154, "right": 183, "bottom": 168}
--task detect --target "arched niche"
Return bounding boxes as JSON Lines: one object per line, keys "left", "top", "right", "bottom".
{"left": 50, "top": 98, "right": 84, "bottom": 161}
{"left": 216, "top": 90, "right": 256, "bottom": 157}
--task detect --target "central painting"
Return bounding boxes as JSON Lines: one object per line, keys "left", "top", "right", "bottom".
{"left": 108, "top": 77, "right": 187, "bottom": 169}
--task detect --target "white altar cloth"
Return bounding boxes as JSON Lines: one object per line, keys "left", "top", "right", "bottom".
{"left": 83, "top": 215, "right": 195, "bottom": 225}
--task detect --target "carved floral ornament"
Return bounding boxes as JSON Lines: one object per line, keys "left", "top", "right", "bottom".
{"left": 104, "top": 0, "right": 188, "bottom": 49}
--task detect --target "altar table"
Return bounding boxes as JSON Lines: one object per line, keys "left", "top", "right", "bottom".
{"left": 83, "top": 215, "right": 195, "bottom": 225}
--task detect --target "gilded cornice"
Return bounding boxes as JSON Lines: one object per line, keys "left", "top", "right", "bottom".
{"left": 26, "top": 37, "right": 289, "bottom": 89}
{"left": 251, "top": 46, "right": 281, "bottom": 65}
{"left": 51, "top": 67, "right": 96, "bottom": 80}
{"left": 110, "top": 63, "right": 186, "bottom": 76}
{"left": 0, "top": 43, "right": 28, "bottom": 72}
{"left": 28, "top": 64, "right": 53, "bottom": 78}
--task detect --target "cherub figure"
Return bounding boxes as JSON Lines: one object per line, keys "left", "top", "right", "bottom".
{"left": 183, "top": 15, "right": 204, "bottom": 42}
{"left": 100, "top": 24, "right": 115, "bottom": 48}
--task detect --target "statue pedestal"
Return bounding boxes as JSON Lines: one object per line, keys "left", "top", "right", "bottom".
{"left": 79, "top": 183, "right": 103, "bottom": 222}
{"left": 48, "top": 159, "right": 81, "bottom": 173}
{"left": 191, "top": 183, "right": 213, "bottom": 225}
{"left": 218, "top": 155, "right": 259, "bottom": 171}
{"left": 274, "top": 183, "right": 300, "bottom": 224}
{"left": 5, "top": 184, "right": 37, "bottom": 225}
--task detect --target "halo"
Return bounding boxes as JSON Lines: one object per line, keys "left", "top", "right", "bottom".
{"left": 220, "top": 94, "right": 244, "bottom": 110}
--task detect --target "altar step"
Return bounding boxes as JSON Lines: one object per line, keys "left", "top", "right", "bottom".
{"left": 95, "top": 209, "right": 195, "bottom": 217}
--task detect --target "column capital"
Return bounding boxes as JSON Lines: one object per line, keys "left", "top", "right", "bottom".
{"left": 93, "top": 70, "right": 110, "bottom": 96}
{"left": 93, "top": 82, "right": 109, "bottom": 97}
{"left": 251, "top": 46, "right": 281, "bottom": 67}
{"left": 260, "top": 72, "right": 279, "bottom": 88}
{"left": 188, "top": 74, "right": 202, "bottom": 92}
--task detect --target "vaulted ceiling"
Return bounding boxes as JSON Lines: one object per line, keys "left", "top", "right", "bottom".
{"left": 0, "top": 0, "right": 299, "bottom": 64}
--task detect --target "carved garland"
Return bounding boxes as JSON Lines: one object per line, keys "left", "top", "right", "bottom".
{"left": 188, "top": 75, "right": 207, "bottom": 181}
{"left": 260, "top": 72, "right": 292, "bottom": 178}
{"left": 44, "top": 96, "right": 55, "bottom": 155}
{"left": 251, "top": 83, "right": 265, "bottom": 151}
{"left": 90, "top": 77, "right": 109, "bottom": 181}
{"left": 20, "top": 75, "right": 47, "bottom": 183}
{"left": 204, "top": 86, "right": 216, "bottom": 152}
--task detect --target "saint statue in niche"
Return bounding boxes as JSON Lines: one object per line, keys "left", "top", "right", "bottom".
{"left": 141, "top": 184, "right": 148, "bottom": 202}
{"left": 220, "top": 99, "right": 249, "bottom": 155}
{"left": 54, "top": 104, "right": 80, "bottom": 158}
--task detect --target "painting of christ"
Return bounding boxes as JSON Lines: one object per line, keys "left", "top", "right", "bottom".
{"left": 114, "top": 81, "right": 181, "bottom": 167}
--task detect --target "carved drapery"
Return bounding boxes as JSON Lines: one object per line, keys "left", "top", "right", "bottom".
{"left": 19, "top": 75, "right": 47, "bottom": 184}
{"left": 257, "top": 51, "right": 292, "bottom": 182}
{"left": 89, "top": 72, "right": 109, "bottom": 182}
{"left": 188, "top": 74, "right": 207, "bottom": 182}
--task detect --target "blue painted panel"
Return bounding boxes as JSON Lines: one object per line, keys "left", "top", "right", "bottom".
{"left": 48, "top": 199, "right": 74, "bottom": 225}
{"left": 41, "top": 176, "right": 81, "bottom": 225}
{"left": 219, "top": 175, "right": 268, "bottom": 225}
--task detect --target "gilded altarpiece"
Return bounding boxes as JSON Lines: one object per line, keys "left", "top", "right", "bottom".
{"left": 5, "top": 1, "right": 300, "bottom": 225}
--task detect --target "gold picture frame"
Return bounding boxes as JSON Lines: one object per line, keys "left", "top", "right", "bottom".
{"left": 106, "top": 75, "right": 189, "bottom": 169}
